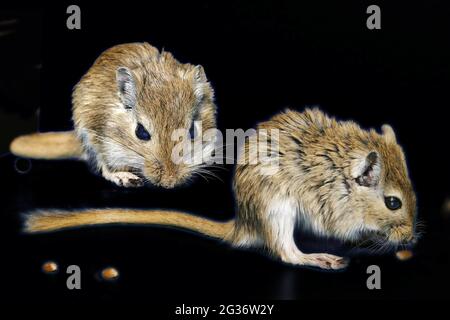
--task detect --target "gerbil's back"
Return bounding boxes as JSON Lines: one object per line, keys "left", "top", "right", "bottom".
{"left": 72, "top": 43, "right": 157, "bottom": 123}
{"left": 89, "top": 42, "right": 160, "bottom": 71}
{"left": 235, "top": 108, "right": 372, "bottom": 186}
{"left": 73, "top": 43, "right": 156, "bottom": 102}
{"left": 72, "top": 42, "right": 192, "bottom": 119}
{"left": 258, "top": 108, "right": 387, "bottom": 167}
{"left": 235, "top": 107, "right": 404, "bottom": 190}
{"left": 234, "top": 108, "right": 415, "bottom": 241}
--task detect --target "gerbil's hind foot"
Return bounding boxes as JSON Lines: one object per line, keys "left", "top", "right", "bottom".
{"left": 102, "top": 170, "right": 144, "bottom": 188}
{"left": 282, "top": 252, "right": 349, "bottom": 270}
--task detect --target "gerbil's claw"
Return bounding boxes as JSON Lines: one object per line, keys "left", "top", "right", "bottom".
{"left": 307, "top": 253, "right": 349, "bottom": 270}
{"left": 103, "top": 171, "right": 144, "bottom": 188}
{"left": 128, "top": 178, "right": 144, "bottom": 187}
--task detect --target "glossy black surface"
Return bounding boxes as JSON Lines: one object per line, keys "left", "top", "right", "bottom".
{"left": 0, "top": 1, "right": 449, "bottom": 304}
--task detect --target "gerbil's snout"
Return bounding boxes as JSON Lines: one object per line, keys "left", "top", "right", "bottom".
{"left": 387, "top": 223, "right": 416, "bottom": 246}
{"left": 158, "top": 173, "right": 179, "bottom": 189}
{"left": 143, "top": 159, "right": 184, "bottom": 189}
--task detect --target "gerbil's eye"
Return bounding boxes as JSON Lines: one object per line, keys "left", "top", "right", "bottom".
{"left": 189, "top": 122, "right": 197, "bottom": 139}
{"left": 385, "top": 196, "right": 402, "bottom": 211}
{"left": 135, "top": 123, "right": 151, "bottom": 141}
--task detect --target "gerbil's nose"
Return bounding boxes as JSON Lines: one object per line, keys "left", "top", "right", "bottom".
{"left": 159, "top": 163, "right": 179, "bottom": 189}
{"left": 159, "top": 175, "right": 177, "bottom": 188}
{"left": 144, "top": 158, "right": 180, "bottom": 188}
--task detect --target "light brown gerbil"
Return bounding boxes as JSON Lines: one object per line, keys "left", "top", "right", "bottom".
{"left": 230, "top": 108, "right": 417, "bottom": 269}
{"left": 11, "top": 42, "right": 217, "bottom": 188}
{"left": 24, "top": 108, "right": 417, "bottom": 270}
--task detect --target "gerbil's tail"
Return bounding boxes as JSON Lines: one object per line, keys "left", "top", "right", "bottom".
{"left": 24, "top": 209, "right": 235, "bottom": 241}
{"left": 10, "top": 131, "right": 83, "bottom": 160}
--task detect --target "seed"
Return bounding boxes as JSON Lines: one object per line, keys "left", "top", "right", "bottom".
{"left": 396, "top": 250, "right": 413, "bottom": 261}
{"left": 42, "top": 261, "right": 58, "bottom": 273}
{"left": 101, "top": 267, "right": 119, "bottom": 281}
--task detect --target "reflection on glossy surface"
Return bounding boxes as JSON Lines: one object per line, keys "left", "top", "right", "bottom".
{"left": 1, "top": 156, "right": 449, "bottom": 302}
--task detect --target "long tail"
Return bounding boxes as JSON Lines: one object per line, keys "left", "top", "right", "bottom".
{"left": 10, "top": 131, "right": 84, "bottom": 160}
{"left": 24, "top": 209, "right": 235, "bottom": 240}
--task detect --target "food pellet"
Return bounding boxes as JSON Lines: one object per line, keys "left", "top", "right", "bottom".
{"left": 396, "top": 250, "right": 413, "bottom": 261}
{"left": 42, "top": 261, "right": 58, "bottom": 273}
{"left": 101, "top": 267, "right": 119, "bottom": 281}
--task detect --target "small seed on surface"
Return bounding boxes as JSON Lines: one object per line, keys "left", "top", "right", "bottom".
{"left": 42, "top": 261, "right": 58, "bottom": 273}
{"left": 101, "top": 267, "right": 119, "bottom": 281}
{"left": 396, "top": 250, "right": 413, "bottom": 261}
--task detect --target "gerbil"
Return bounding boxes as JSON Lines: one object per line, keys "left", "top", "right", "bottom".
{"left": 24, "top": 108, "right": 417, "bottom": 270}
{"left": 10, "top": 42, "right": 217, "bottom": 188}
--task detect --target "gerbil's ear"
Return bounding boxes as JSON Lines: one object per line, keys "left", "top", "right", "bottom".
{"left": 194, "top": 65, "right": 207, "bottom": 83}
{"left": 382, "top": 124, "right": 397, "bottom": 143}
{"left": 351, "top": 151, "right": 381, "bottom": 187}
{"left": 116, "top": 67, "right": 137, "bottom": 110}
{"left": 192, "top": 65, "right": 210, "bottom": 103}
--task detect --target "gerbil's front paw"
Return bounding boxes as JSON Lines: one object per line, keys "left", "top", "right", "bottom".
{"left": 103, "top": 171, "right": 144, "bottom": 188}
{"left": 284, "top": 253, "right": 349, "bottom": 270}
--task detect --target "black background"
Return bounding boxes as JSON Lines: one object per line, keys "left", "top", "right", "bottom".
{"left": 0, "top": 0, "right": 449, "bottom": 308}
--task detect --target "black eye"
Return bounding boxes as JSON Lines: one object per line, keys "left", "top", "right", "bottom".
{"left": 189, "top": 122, "right": 197, "bottom": 139}
{"left": 385, "top": 196, "right": 402, "bottom": 210}
{"left": 135, "top": 123, "right": 151, "bottom": 141}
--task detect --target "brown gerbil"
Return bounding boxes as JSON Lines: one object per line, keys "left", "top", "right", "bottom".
{"left": 24, "top": 108, "right": 418, "bottom": 270}
{"left": 10, "top": 42, "right": 217, "bottom": 188}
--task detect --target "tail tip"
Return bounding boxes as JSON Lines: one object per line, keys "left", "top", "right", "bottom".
{"left": 9, "top": 136, "right": 24, "bottom": 155}
{"left": 21, "top": 212, "right": 37, "bottom": 233}
{"left": 21, "top": 210, "right": 49, "bottom": 234}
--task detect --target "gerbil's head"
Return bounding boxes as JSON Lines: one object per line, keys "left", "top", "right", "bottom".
{"left": 113, "top": 52, "right": 217, "bottom": 188}
{"left": 347, "top": 125, "right": 417, "bottom": 246}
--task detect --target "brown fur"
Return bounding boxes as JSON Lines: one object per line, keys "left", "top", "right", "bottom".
{"left": 24, "top": 108, "right": 417, "bottom": 270}
{"left": 25, "top": 209, "right": 234, "bottom": 239}
{"left": 231, "top": 108, "right": 416, "bottom": 269}
{"left": 10, "top": 131, "right": 83, "bottom": 160}
{"left": 11, "top": 42, "right": 217, "bottom": 188}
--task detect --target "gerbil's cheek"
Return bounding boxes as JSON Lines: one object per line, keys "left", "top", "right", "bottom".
{"left": 388, "top": 224, "right": 415, "bottom": 244}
